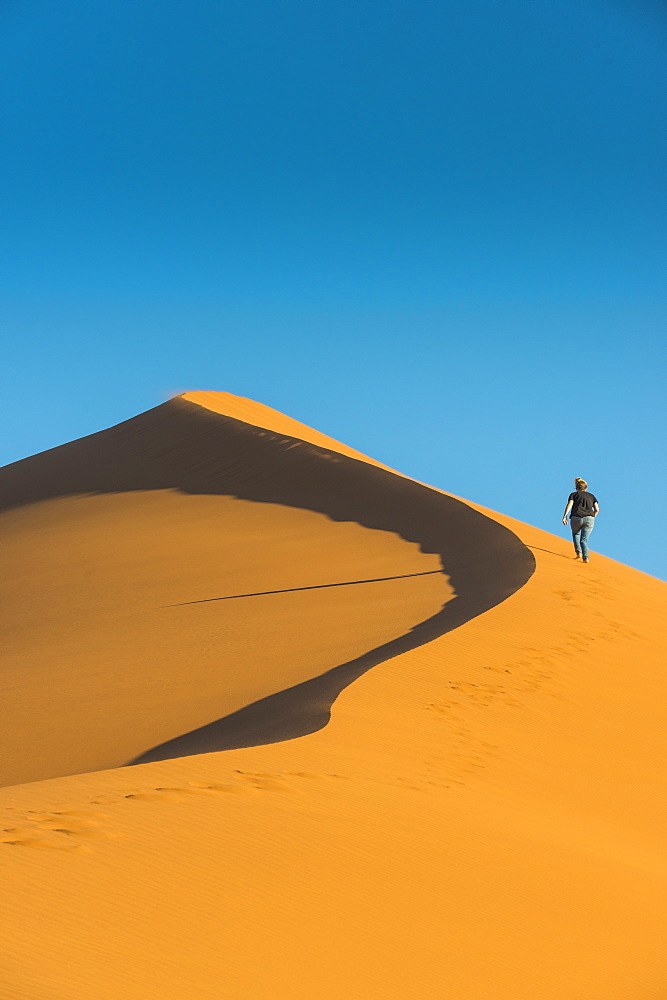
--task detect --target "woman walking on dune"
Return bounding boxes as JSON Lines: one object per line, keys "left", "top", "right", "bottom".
{"left": 562, "top": 477, "right": 599, "bottom": 563}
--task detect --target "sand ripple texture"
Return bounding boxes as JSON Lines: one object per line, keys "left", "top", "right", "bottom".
{"left": 1, "top": 391, "right": 665, "bottom": 1000}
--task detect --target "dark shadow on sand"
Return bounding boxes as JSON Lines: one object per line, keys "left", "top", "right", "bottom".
{"left": 1, "top": 397, "right": 536, "bottom": 765}
{"left": 526, "top": 546, "right": 572, "bottom": 560}
{"left": 130, "top": 603, "right": 451, "bottom": 763}
{"left": 166, "top": 568, "right": 444, "bottom": 607}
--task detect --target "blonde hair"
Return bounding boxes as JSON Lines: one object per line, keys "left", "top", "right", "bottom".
{"left": 574, "top": 477, "right": 588, "bottom": 491}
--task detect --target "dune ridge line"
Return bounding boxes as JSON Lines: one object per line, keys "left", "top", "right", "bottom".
{"left": 0, "top": 392, "right": 534, "bottom": 779}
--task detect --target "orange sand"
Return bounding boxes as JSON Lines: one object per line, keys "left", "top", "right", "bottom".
{"left": 1, "top": 391, "right": 666, "bottom": 1000}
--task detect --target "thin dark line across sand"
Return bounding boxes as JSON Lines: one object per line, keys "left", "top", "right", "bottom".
{"left": 0, "top": 397, "right": 535, "bottom": 767}
{"left": 166, "top": 568, "right": 444, "bottom": 607}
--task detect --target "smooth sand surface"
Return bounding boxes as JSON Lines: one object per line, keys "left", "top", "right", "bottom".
{"left": 1, "top": 392, "right": 666, "bottom": 1000}
{"left": 2, "top": 491, "right": 450, "bottom": 785}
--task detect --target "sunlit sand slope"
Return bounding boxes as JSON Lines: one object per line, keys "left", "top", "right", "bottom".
{"left": 1, "top": 393, "right": 665, "bottom": 1000}
{"left": 0, "top": 393, "right": 530, "bottom": 785}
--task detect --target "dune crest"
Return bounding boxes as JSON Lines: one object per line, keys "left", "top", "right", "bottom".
{"left": 1, "top": 392, "right": 665, "bottom": 1000}
{"left": 0, "top": 392, "right": 532, "bottom": 785}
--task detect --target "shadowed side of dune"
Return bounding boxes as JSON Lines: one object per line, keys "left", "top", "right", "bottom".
{"left": 1, "top": 397, "right": 535, "bottom": 763}
{"left": 127, "top": 602, "right": 459, "bottom": 763}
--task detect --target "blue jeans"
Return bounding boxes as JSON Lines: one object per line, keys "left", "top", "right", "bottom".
{"left": 570, "top": 516, "right": 595, "bottom": 560}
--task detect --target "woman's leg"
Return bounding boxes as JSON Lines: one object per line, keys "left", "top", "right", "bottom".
{"left": 580, "top": 516, "right": 595, "bottom": 561}
{"left": 570, "top": 516, "right": 583, "bottom": 557}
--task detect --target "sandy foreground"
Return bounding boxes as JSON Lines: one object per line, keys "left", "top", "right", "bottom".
{"left": 1, "top": 391, "right": 665, "bottom": 1000}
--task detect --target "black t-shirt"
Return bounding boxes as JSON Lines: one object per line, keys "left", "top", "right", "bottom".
{"left": 569, "top": 490, "right": 598, "bottom": 518}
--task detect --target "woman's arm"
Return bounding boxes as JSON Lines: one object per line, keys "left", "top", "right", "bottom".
{"left": 562, "top": 499, "right": 573, "bottom": 526}
{"left": 593, "top": 502, "right": 599, "bottom": 517}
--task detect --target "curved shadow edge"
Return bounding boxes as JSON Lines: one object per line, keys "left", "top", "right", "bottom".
{"left": 126, "top": 598, "right": 480, "bottom": 765}
{"left": 0, "top": 397, "right": 535, "bottom": 768}
{"left": 124, "top": 404, "right": 535, "bottom": 766}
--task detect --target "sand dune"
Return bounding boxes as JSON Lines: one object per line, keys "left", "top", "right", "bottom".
{"left": 1, "top": 392, "right": 666, "bottom": 1000}
{"left": 0, "top": 393, "right": 531, "bottom": 784}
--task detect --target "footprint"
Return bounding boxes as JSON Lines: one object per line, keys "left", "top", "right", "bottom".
{"left": 3, "top": 838, "right": 82, "bottom": 851}
{"left": 1, "top": 827, "right": 88, "bottom": 851}
{"left": 124, "top": 791, "right": 184, "bottom": 802}
{"left": 198, "top": 784, "right": 255, "bottom": 794}
{"left": 555, "top": 590, "right": 577, "bottom": 603}
{"left": 235, "top": 772, "right": 292, "bottom": 792}
{"left": 186, "top": 782, "right": 254, "bottom": 794}
{"left": 1, "top": 810, "right": 116, "bottom": 851}
{"left": 124, "top": 783, "right": 256, "bottom": 802}
{"left": 121, "top": 772, "right": 345, "bottom": 804}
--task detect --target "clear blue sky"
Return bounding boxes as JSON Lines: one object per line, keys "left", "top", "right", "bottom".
{"left": 2, "top": 0, "right": 665, "bottom": 579}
